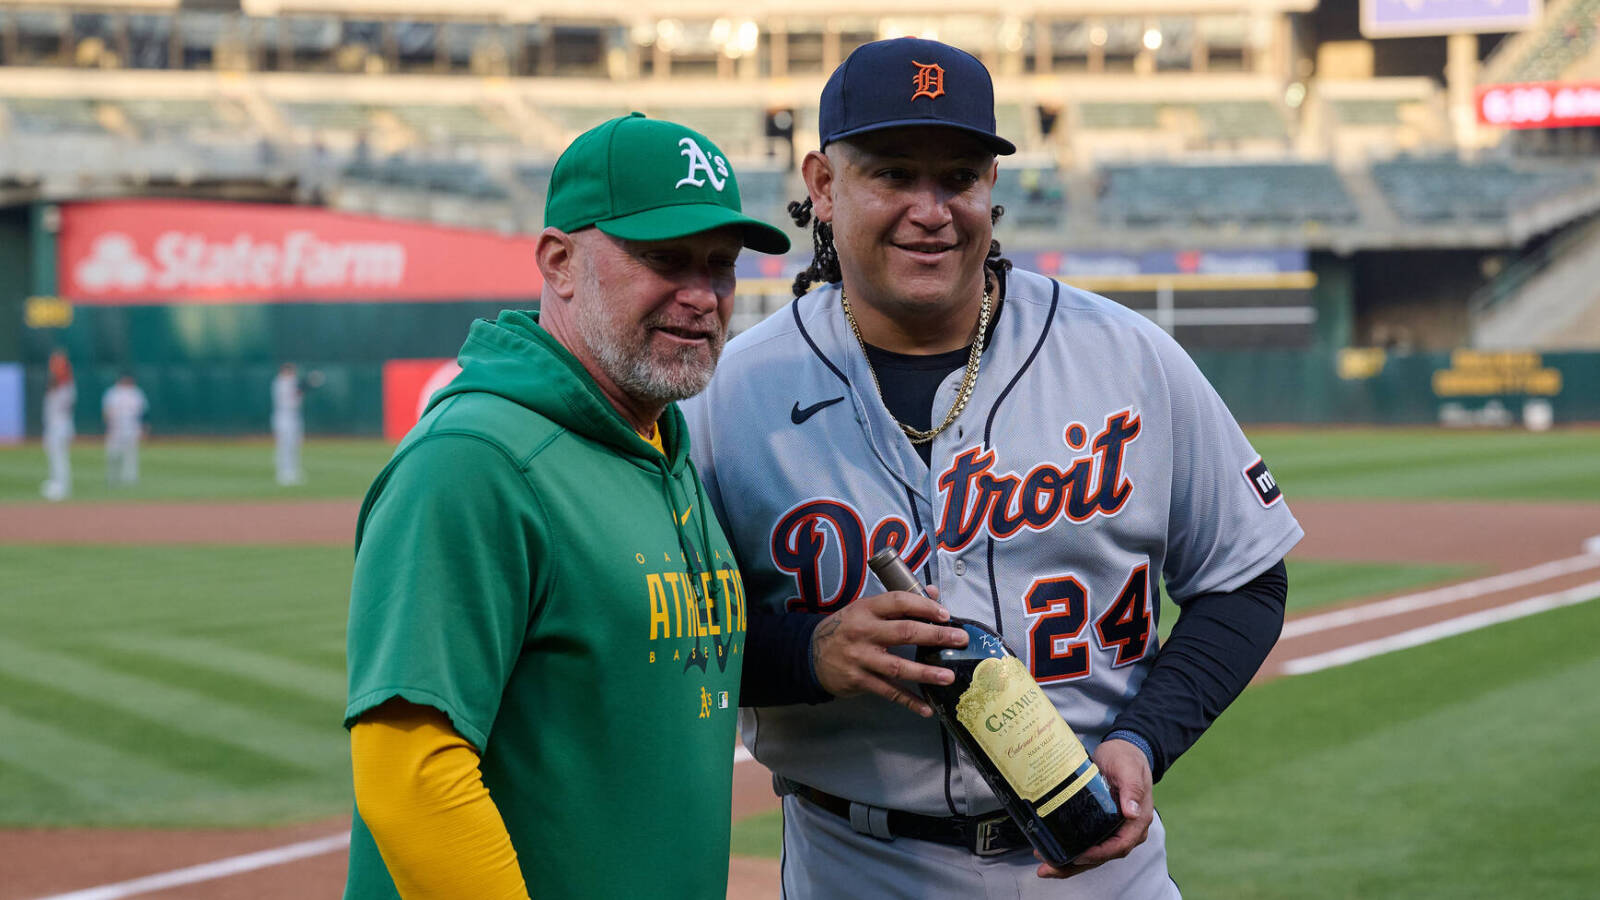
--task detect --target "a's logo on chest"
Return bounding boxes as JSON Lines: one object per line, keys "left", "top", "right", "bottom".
{"left": 769, "top": 410, "right": 1141, "bottom": 613}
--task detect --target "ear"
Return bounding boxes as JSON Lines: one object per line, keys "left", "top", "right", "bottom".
{"left": 800, "top": 149, "right": 835, "bottom": 223}
{"left": 535, "top": 228, "right": 579, "bottom": 301}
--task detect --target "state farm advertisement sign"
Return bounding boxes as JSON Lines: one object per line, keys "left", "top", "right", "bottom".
{"left": 383, "top": 358, "right": 460, "bottom": 441}
{"left": 59, "top": 199, "right": 543, "bottom": 304}
{"left": 1478, "top": 82, "right": 1600, "bottom": 130}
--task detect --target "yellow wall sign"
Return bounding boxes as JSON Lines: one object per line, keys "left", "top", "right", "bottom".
{"left": 1432, "top": 350, "right": 1561, "bottom": 397}
{"left": 1337, "top": 347, "right": 1387, "bottom": 380}
{"left": 24, "top": 296, "right": 74, "bottom": 329}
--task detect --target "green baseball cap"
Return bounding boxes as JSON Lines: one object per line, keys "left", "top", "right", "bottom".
{"left": 545, "top": 112, "right": 790, "bottom": 254}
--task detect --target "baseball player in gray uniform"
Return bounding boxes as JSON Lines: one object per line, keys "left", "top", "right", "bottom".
{"left": 682, "top": 38, "right": 1302, "bottom": 899}
{"left": 272, "top": 362, "right": 304, "bottom": 486}
{"left": 102, "top": 373, "right": 148, "bottom": 486}
{"left": 40, "top": 350, "right": 75, "bottom": 501}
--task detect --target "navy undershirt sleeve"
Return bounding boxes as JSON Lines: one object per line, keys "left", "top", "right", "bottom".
{"left": 740, "top": 609, "right": 832, "bottom": 706}
{"left": 1107, "top": 558, "right": 1289, "bottom": 782}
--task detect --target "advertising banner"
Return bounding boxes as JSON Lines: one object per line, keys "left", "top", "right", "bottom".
{"left": 382, "top": 358, "right": 460, "bottom": 441}
{"left": 1362, "top": 0, "right": 1541, "bottom": 38}
{"left": 1478, "top": 82, "right": 1600, "bottom": 129}
{"left": 59, "top": 199, "right": 544, "bottom": 304}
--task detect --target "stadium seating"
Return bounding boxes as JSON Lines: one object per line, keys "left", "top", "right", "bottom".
{"left": 993, "top": 164, "right": 1066, "bottom": 229}
{"left": 343, "top": 155, "right": 509, "bottom": 201}
{"left": 994, "top": 103, "right": 1030, "bottom": 147}
{"left": 1328, "top": 99, "right": 1403, "bottom": 126}
{"left": 388, "top": 104, "right": 514, "bottom": 144}
{"left": 112, "top": 98, "right": 251, "bottom": 140}
{"left": 1073, "top": 98, "right": 1290, "bottom": 158}
{"left": 537, "top": 105, "right": 631, "bottom": 138}
{"left": 1, "top": 97, "right": 108, "bottom": 135}
{"left": 1486, "top": 0, "right": 1600, "bottom": 83}
{"left": 1097, "top": 162, "right": 1358, "bottom": 228}
{"left": 1370, "top": 156, "right": 1596, "bottom": 222}
{"left": 1193, "top": 101, "right": 1287, "bottom": 142}
{"left": 280, "top": 101, "right": 372, "bottom": 136}
{"left": 648, "top": 106, "right": 763, "bottom": 156}
{"left": 1078, "top": 102, "right": 1162, "bottom": 131}
{"left": 732, "top": 167, "right": 793, "bottom": 224}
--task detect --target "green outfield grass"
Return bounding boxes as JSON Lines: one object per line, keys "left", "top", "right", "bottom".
{"left": 3, "top": 423, "right": 1597, "bottom": 900}
{"left": 0, "top": 439, "right": 395, "bottom": 503}
{"left": 1156, "top": 592, "right": 1600, "bottom": 898}
{"left": 0, "top": 545, "right": 353, "bottom": 826}
{"left": 0, "top": 543, "right": 1475, "bottom": 829}
{"left": 1156, "top": 559, "right": 1482, "bottom": 640}
{"left": 730, "top": 597, "right": 1600, "bottom": 899}
{"left": 1246, "top": 427, "right": 1600, "bottom": 501}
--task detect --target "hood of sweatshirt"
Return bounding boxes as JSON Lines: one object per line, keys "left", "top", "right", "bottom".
{"left": 426, "top": 308, "right": 692, "bottom": 477}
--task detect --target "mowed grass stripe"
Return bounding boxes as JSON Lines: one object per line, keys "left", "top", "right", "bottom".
{"left": 245, "top": 639, "right": 347, "bottom": 673}
{"left": 1280, "top": 560, "right": 1479, "bottom": 613}
{"left": 0, "top": 667, "right": 309, "bottom": 787}
{"left": 0, "top": 438, "right": 394, "bottom": 503}
{"left": 0, "top": 546, "right": 355, "bottom": 636}
{"left": 0, "top": 706, "right": 219, "bottom": 814}
{"left": 1159, "top": 596, "right": 1600, "bottom": 898}
{"left": 0, "top": 636, "right": 345, "bottom": 768}
{"left": 0, "top": 756, "right": 101, "bottom": 822}
{"left": 1296, "top": 451, "right": 1597, "bottom": 501}
{"left": 86, "top": 643, "right": 343, "bottom": 733}
{"left": 104, "top": 634, "right": 345, "bottom": 704}
{"left": 1248, "top": 428, "right": 1600, "bottom": 501}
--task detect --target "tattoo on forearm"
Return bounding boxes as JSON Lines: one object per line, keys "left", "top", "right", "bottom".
{"left": 812, "top": 618, "right": 842, "bottom": 673}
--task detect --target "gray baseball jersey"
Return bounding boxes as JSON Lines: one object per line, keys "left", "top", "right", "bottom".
{"left": 683, "top": 269, "right": 1302, "bottom": 891}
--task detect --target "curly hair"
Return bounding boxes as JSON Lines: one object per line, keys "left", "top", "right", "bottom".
{"left": 786, "top": 198, "right": 1012, "bottom": 298}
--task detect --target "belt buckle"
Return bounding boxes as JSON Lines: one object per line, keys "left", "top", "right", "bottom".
{"left": 971, "top": 815, "right": 1013, "bottom": 857}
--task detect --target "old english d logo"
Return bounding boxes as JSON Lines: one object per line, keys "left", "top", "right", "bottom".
{"left": 911, "top": 60, "right": 945, "bottom": 101}
{"left": 676, "top": 137, "right": 730, "bottom": 191}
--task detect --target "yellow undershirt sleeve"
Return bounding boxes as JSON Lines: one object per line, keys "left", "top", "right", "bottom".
{"left": 351, "top": 700, "right": 530, "bottom": 900}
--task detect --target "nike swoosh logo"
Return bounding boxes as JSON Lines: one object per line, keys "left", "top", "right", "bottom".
{"left": 791, "top": 396, "right": 845, "bottom": 424}
{"left": 680, "top": 507, "right": 693, "bottom": 525}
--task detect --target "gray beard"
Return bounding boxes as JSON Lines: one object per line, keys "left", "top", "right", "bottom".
{"left": 572, "top": 271, "right": 724, "bottom": 408}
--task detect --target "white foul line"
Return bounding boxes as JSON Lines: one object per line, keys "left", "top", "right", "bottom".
{"left": 1280, "top": 579, "right": 1600, "bottom": 676}
{"left": 29, "top": 832, "right": 351, "bottom": 900}
{"left": 1280, "top": 553, "right": 1600, "bottom": 638}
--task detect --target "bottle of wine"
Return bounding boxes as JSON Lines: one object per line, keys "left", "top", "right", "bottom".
{"left": 869, "top": 549, "right": 1123, "bottom": 867}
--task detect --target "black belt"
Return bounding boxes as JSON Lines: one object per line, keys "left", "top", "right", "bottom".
{"left": 783, "top": 780, "right": 1029, "bottom": 857}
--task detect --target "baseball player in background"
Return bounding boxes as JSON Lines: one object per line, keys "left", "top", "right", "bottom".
{"left": 682, "top": 38, "right": 1303, "bottom": 899}
{"left": 272, "top": 362, "right": 305, "bottom": 485}
{"left": 40, "top": 350, "right": 75, "bottom": 501}
{"left": 101, "top": 373, "right": 147, "bottom": 487}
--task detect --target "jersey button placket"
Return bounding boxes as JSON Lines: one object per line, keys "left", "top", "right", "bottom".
{"left": 954, "top": 558, "right": 967, "bottom": 576}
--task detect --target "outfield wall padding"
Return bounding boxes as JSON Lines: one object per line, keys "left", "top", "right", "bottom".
{"left": 18, "top": 299, "right": 1600, "bottom": 434}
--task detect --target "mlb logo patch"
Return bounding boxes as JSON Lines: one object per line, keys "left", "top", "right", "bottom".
{"left": 718, "top": 691, "right": 730, "bottom": 709}
{"left": 1243, "top": 458, "right": 1283, "bottom": 507}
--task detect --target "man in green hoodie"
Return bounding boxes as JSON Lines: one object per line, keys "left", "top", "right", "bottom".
{"left": 342, "top": 113, "right": 790, "bottom": 900}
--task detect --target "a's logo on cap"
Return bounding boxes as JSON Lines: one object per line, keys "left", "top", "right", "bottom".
{"left": 911, "top": 61, "right": 945, "bottom": 101}
{"left": 676, "top": 137, "right": 730, "bottom": 192}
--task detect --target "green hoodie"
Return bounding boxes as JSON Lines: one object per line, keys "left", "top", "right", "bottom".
{"left": 344, "top": 310, "right": 747, "bottom": 899}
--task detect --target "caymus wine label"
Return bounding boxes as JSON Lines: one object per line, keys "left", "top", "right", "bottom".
{"left": 953, "top": 656, "right": 1098, "bottom": 817}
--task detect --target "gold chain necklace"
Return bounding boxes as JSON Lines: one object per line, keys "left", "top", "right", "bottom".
{"left": 840, "top": 285, "right": 993, "bottom": 446}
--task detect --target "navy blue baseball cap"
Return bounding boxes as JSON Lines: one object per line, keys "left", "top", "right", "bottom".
{"left": 819, "top": 37, "right": 1016, "bottom": 156}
